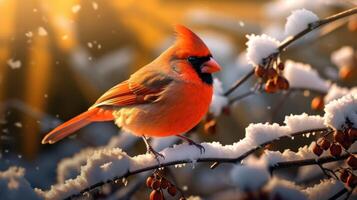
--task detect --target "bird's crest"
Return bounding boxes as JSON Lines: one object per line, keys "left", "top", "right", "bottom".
{"left": 174, "top": 25, "right": 210, "bottom": 57}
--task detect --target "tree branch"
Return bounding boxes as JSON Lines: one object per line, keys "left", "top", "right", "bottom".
{"left": 66, "top": 127, "right": 330, "bottom": 199}
{"left": 328, "top": 187, "right": 349, "bottom": 200}
{"left": 279, "top": 6, "right": 357, "bottom": 51}
{"left": 270, "top": 151, "right": 356, "bottom": 173}
{"left": 223, "top": 7, "right": 357, "bottom": 96}
{"left": 224, "top": 69, "right": 255, "bottom": 96}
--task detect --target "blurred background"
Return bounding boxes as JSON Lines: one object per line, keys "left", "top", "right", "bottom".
{"left": 0, "top": 0, "right": 356, "bottom": 198}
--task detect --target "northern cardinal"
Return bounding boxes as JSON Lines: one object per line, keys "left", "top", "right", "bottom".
{"left": 42, "top": 25, "right": 221, "bottom": 157}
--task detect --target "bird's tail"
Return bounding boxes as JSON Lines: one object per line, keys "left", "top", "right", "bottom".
{"left": 41, "top": 108, "right": 113, "bottom": 144}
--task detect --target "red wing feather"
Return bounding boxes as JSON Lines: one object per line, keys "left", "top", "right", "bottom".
{"left": 90, "top": 72, "right": 173, "bottom": 109}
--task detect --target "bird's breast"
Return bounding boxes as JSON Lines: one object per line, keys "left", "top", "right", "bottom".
{"left": 113, "top": 81, "right": 213, "bottom": 137}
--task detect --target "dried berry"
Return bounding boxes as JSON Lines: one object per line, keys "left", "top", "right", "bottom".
{"left": 255, "top": 65, "right": 266, "bottom": 77}
{"left": 277, "top": 62, "right": 285, "bottom": 70}
{"left": 311, "top": 96, "right": 324, "bottom": 110}
{"left": 346, "top": 174, "right": 357, "bottom": 188}
{"left": 317, "top": 138, "right": 331, "bottom": 150}
{"left": 340, "top": 169, "right": 349, "bottom": 183}
{"left": 150, "top": 190, "right": 163, "bottom": 200}
{"left": 312, "top": 143, "right": 323, "bottom": 156}
{"left": 151, "top": 180, "right": 161, "bottom": 190}
{"left": 167, "top": 186, "right": 177, "bottom": 196}
{"left": 275, "top": 76, "right": 289, "bottom": 90}
{"left": 330, "top": 144, "right": 342, "bottom": 157}
{"left": 346, "top": 155, "right": 357, "bottom": 170}
{"left": 265, "top": 79, "right": 278, "bottom": 93}
{"left": 160, "top": 178, "right": 169, "bottom": 189}
{"left": 146, "top": 176, "right": 154, "bottom": 188}
{"left": 267, "top": 68, "right": 278, "bottom": 79}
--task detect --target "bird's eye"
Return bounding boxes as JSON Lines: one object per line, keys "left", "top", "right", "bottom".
{"left": 187, "top": 56, "right": 199, "bottom": 63}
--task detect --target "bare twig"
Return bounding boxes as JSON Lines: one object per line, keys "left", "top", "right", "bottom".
{"left": 224, "top": 69, "right": 255, "bottom": 96}
{"left": 228, "top": 90, "right": 257, "bottom": 104}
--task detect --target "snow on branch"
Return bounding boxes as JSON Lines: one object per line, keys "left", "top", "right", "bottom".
{"left": 0, "top": 167, "right": 42, "bottom": 200}
{"left": 331, "top": 46, "right": 355, "bottom": 69}
{"left": 283, "top": 60, "right": 330, "bottom": 92}
{"left": 225, "top": 7, "right": 357, "bottom": 97}
{"left": 303, "top": 179, "right": 345, "bottom": 200}
{"left": 324, "top": 94, "right": 357, "bottom": 130}
{"left": 245, "top": 34, "right": 280, "bottom": 66}
{"left": 284, "top": 9, "right": 319, "bottom": 37}
{"left": 57, "top": 131, "right": 138, "bottom": 182}
{"left": 324, "top": 84, "right": 357, "bottom": 104}
{"left": 36, "top": 113, "right": 331, "bottom": 200}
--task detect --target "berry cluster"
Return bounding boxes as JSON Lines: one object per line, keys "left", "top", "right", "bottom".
{"left": 312, "top": 128, "right": 357, "bottom": 188}
{"left": 146, "top": 172, "right": 185, "bottom": 200}
{"left": 254, "top": 62, "right": 289, "bottom": 93}
{"left": 312, "top": 128, "right": 357, "bottom": 157}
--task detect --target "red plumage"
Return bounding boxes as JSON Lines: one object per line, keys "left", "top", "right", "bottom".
{"left": 42, "top": 25, "right": 221, "bottom": 144}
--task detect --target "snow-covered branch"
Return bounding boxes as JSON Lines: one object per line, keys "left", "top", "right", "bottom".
{"left": 42, "top": 115, "right": 329, "bottom": 199}
{"left": 270, "top": 151, "right": 356, "bottom": 173}
{"left": 224, "top": 7, "right": 357, "bottom": 97}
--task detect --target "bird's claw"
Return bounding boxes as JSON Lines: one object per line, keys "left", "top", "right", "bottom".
{"left": 147, "top": 146, "right": 165, "bottom": 164}
{"left": 189, "top": 142, "right": 205, "bottom": 154}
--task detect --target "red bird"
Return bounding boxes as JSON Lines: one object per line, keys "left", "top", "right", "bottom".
{"left": 42, "top": 25, "right": 221, "bottom": 157}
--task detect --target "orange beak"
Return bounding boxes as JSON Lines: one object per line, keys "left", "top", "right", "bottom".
{"left": 201, "top": 58, "right": 221, "bottom": 74}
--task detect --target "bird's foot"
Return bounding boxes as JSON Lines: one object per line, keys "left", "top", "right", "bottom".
{"left": 142, "top": 136, "right": 165, "bottom": 165}
{"left": 147, "top": 146, "right": 165, "bottom": 160}
{"left": 176, "top": 135, "right": 205, "bottom": 154}
{"left": 189, "top": 142, "right": 205, "bottom": 154}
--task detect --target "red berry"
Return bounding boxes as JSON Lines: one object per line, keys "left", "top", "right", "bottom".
{"left": 255, "top": 65, "right": 266, "bottom": 77}
{"left": 346, "top": 155, "right": 357, "bottom": 170}
{"left": 330, "top": 144, "right": 342, "bottom": 157}
{"left": 151, "top": 180, "right": 161, "bottom": 190}
{"left": 333, "top": 130, "right": 347, "bottom": 144}
{"left": 277, "top": 62, "right": 285, "bottom": 70}
{"left": 311, "top": 96, "right": 324, "bottom": 110}
{"left": 340, "top": 170, "right": 349, "bottom": 183}
{"left": 317, "top": 138, "right": 331, "bottom": 150}
{"left": 312, "top": 143, "right": 323, "bottom": 156}
{"left": 167, "top": 186, "right": 177, "bottom": 196}
{"left": 150, "top": 190, "right": 163, "bottom": 200}
{"left": 265, "top": 79, "right": 278, "bottom": 93}
{"left": 275, "top": 76, "right": 289, "bottom": 90}
{"left": 204, "top": 119, "right": 217, "bottom": 135}
{"left": 346, "top": 174, "right": 357, "bottom": 188}
{"left": 339, "top": 66, "right": 354, "bottom": 80}
{"left": 146, "top": 176, "right": 154, "bottom": 188}
{"left": 160, "top": 178, "right": 169, "bottom": 189}
{"left": 267, "top": 68, "right": 278, "bottom": 79}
